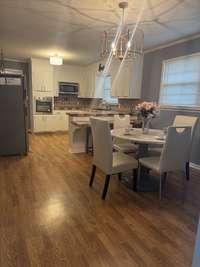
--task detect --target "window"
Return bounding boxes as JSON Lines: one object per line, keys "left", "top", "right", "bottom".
{"left": 159, "top": 53, "right": 200, "bottom": 107}
{"left": 96, "top": 75, "right": 118, "bottom": 104}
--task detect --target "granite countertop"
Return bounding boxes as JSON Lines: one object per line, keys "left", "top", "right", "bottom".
{"left": 66, "top": 110, "right": 133, "bottom": 117}
{"left": 71, "top": 115, "right": 137, "bottom": 127}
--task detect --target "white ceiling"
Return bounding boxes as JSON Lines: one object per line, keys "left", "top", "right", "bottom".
{"left": 0, "top": 0, "right": 200, "bottom": 65}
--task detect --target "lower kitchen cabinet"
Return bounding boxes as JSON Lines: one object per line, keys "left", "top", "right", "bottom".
{"left": 33, "top": 113, "right": 69, "bottom": 133}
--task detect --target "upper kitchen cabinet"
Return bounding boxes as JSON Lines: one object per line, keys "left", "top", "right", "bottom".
{"left": 53, "top": 64, "right": 87, "bottom": 97}
{"left": 83, "top": 62, "right": 103, "bottom": 98}
{"left": 31, "top": 58, "right": 54, "bottom": 97}
{"left": 110, "top": 58, "right": 143, "bottom": 99}
{"left": 83, "top": 58, "right": 143, "bottom": 99}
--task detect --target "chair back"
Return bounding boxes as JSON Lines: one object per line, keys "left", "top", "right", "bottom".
{"left": 160, "top": 126, "right": 191, "bottom": 172}
{"left": 113, "top": 115, "right": 130, "bottom": 129}
{"left": 173, "top": 115, "right": 198, "bottom": 138}
{"left": 90, "top": 117, "right": 113, "bottom": 173}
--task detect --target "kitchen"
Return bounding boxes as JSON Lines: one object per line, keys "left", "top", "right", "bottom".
{"left": 30, "top": 57, "right": 141, "bottom": 151}
{"left": 0, "top": 0, "right": 200, "bottom": 267}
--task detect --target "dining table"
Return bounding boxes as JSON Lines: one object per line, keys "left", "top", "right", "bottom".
{"left": 111, "top": 127, "right": 166, "bottom": 192}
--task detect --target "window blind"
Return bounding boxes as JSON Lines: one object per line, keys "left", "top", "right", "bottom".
{"left": 159, "top": 53, "right": 200, "bottom": 107}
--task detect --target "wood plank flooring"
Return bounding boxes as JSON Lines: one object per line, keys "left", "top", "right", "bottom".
{"left": 0, "top": 133, "right": 200, "bottom": 267}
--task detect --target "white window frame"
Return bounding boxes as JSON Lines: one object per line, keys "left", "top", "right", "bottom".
{"left": 159, "top": 52, "right": 200, "bottom": 110}
{"left": 103, "top": 75, "right": 118, "bottom": 105}
{"left": 96, "top": 74, "right": 118, "bottom": 104}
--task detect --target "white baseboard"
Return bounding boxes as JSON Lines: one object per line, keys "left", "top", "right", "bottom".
{"left": 190, "top": 163, "right": 200, "bottom": 171}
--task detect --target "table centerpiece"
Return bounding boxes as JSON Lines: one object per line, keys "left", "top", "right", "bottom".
{"left": 136, "top": 102, "right": 160, "bottom": 134}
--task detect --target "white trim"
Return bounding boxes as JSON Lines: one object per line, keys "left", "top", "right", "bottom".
{"left": 144, "top": 33, "right": 200, "bottom": 54}
{"left": 158, "top": 60, "right": 165, "bottom": 105}
{"left": 159, "top": 52, "right": 200, "bottom": 108}
{"left": 160, "top": 105, "right": 200, "bottom": 113}
{"left": 191, "top": 163, "right": 200, "bottom": 171}
{"left": 162, "top": 51, "right": 200, "bottom": 64}
{"left": 4, "top": 58, "right": 28, "bottom": 63}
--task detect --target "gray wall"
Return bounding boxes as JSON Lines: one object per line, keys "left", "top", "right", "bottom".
{"left": 142, "top": 37, "right": 200, "bottom": 101}
{"left": 141, "top": 37, "right": 200, "bottom": 165}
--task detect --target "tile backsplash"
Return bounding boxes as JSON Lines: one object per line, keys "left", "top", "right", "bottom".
{"left": 54, "top": 95, "right": 140, "bottom": 113}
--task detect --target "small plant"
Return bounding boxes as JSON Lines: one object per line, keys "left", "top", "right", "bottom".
{"left": 136, "top": 102, "right": 160, "bottom": 119}
{"left": 136, "top": 102, "right": 160, "bottom": 133}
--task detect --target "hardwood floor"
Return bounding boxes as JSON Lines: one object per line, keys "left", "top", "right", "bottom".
{"left": 0, "top": 133, "right": 199, "bottom": 267}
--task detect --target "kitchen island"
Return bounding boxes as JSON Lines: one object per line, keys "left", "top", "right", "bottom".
{"left": 66, "top": 110, "right": 137, "bottom": 153}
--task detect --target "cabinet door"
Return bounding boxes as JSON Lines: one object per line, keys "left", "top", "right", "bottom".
{"left": 129, "top": 56, "right": 143, "bottom": 98}
{"left": 32, "top": 71, "right": 43, "bottom": 92}
{"left": 45, "top": 116, "right": 56, "bottom": 132}
{"left": 110, "top": 59, "right": 143, "bottom": 98}
{"left": 31, "top": 59, "right": 53, "bottom": 95}
{"left": 111, "top": 60, "right": 131, "bottom": 97}
{"left": 56, "top": 114, "right": 69, "bottom": 131}
{"left": 42, "top": 71, "right": 53, "bottom": 92}
{"left": 78, "top": 69, "right": 89, "bottom": 98}
{"left": 83, "top": 63, "right": 102, "bottom": 98}
{"left": 34, "top": 116, "right": 46, "bottom": 132}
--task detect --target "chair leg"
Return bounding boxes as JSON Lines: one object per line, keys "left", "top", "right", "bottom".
{"left": 186, "top": 162, "right": 190, "bottom": 181}
{"left": 89, "top": 165, "right": 96, "bottom": 187}
{"left": 162, "top": 172, "right": 167, "bottom": 188}
{"left": 133, "top": 169, "right": 138, "bottom": 192}
{"left": 118, "top": 173, "right": 122, "bottom": 181}
{"left": 159, "top": 174, "right": 163, "bottom": 201}
{"left": 137, "top": 163, "right": 142, "bottom": 190}
{"left": 159, "top": 172, "right": 167, "bottom": 201}
{"left": 102, "top": 175, "right": 110, "bottom": 200}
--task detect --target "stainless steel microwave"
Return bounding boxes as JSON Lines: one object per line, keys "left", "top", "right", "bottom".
{"left": 59, "top": 82, "right": 79, "bottom": 95}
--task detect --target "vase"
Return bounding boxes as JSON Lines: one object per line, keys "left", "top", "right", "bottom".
{"left": 142, "top": 118, "right": 151, "bottom": 134}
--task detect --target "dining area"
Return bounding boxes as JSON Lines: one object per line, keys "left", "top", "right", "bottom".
{"left": 89, "top": 103, "right": 198, "bottom": 201}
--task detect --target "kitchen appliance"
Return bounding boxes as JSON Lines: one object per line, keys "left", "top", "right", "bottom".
{"left": 35, "top": 97, "right": 53, "bottom": 113}
{"left": 59, "top": 82, "right": 79, "bottom": 95}
{"left": 0, "top": 73, "right": 28, "bottom": 155}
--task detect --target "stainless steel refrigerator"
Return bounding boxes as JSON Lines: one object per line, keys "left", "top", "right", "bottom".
{"left": 0, "top": 73, "right": 28, "bottom": 155}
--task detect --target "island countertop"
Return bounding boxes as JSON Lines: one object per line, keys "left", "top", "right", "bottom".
{"left": 67, "top": 110, "right": 138, "bottom": 153}
{"left": 65, "top": 110, "right": 134, "bottom": 117}
{"left": 70, "top": 115, "right": 138, "bottom": 127}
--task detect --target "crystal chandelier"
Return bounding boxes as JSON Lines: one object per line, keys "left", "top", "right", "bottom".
{"left": 101, "top": 1, "right": 144, "bottom": 61}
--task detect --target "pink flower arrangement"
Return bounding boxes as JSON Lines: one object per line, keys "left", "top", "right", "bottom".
{"left": 136, "top": 102, "right": 160, "bottom": 119}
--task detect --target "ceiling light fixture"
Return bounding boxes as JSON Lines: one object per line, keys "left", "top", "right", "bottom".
{"left": 101, "top": 0, "right": 144, "bottom": 61}
{"left": 50, "top": 55, "right": 63, "bottom": 66}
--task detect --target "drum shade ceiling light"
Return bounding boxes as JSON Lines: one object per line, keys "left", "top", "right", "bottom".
{"left": 50, "top": 55, "right": 63, "bottom": 65}
{"left": 101, "top": 0, "right": 144, "bottom": 61}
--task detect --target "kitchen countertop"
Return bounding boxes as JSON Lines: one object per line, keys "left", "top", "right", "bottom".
{"left": 66, "top": 110, "right": 133, "bottom": 117}
{"left": 71, "top": 115, "right": 137, "bottom": 127}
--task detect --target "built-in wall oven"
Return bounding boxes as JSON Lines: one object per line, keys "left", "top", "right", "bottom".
{"left": 59, "top": 82, "right": 79, "bottom": 95}
{"left": 35, "top": 97, "right": 53, "bottom": 114}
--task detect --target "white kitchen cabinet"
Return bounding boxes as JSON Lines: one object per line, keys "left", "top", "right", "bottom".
{"left": 34, "top": 115, "right": 48, "bottom": 132}
{"left": 110, "top": 58, "right": 143, "bottom": 99}
{"left": 54, "top": 111, "right": 69, "bottom": 131}
{"left": 33, "top": 113, "right": 69, "bottom": 133}
{"left": 53, "top": 64, "right": 87, "bottom": 98}
{"left": 81, "top": 63, "right": 104, "bottom": 98}
{"left": 31, "top": 58, "right": 54, "bottom": 97}
{"left": 83, "top": 58, "right": 143, "bottom": 99}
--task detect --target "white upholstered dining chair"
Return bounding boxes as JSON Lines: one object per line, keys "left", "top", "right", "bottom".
{"left": 89, "top": 117, "right": 138, "bottom": 199}
{"left": 149, "top": 115, "right": 198, "bottom": 180}
{"left": 113, "top": 115, "right": 138, "bottom": 153}
{"left": 138, "top": 126, "right": 192, "bottom": 200}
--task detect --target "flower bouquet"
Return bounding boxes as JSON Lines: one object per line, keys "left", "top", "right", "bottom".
{"left": 136, "top": 102, "right": 160, "bottom": 133}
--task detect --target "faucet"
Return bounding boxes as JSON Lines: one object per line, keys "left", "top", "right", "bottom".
{"left": 101, "top": 100, "right": 111, "bottom": 110}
